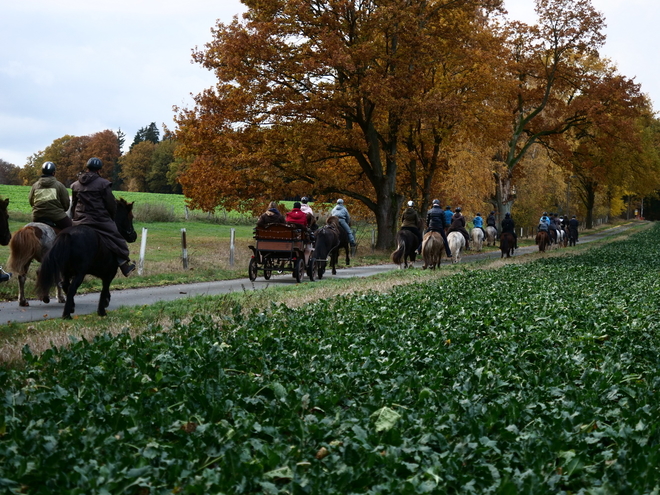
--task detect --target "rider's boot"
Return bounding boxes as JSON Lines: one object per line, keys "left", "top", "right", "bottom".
{"left": 0, "top": 266, "right": 11, "bottom": 283}
{"left": 119, "top": 260, "right": 136, "bottom": 277}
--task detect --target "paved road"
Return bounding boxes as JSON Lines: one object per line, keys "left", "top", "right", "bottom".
{"left": 0, "top": 224, "right": 631, "bottom": 325}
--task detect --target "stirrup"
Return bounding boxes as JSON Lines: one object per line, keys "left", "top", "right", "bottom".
{"left": 0, "top": 266, "right": 12, "bottom": 282}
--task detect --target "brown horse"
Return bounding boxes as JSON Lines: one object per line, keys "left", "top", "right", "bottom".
{"left": 8, "top": 223, "right": 66, "bottom": 306}
{"left": 536, "top": 230, "right": 550, "bottom": 252}
{"left": 499, "top": 232, "right": 515, "bottom": 258}
{"left": 421, "top": 231, "right": 444, "bottom": 269}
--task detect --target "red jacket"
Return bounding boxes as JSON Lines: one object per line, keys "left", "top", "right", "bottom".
{"left": 286, "top": 208, "right": 308, "bottom": 227}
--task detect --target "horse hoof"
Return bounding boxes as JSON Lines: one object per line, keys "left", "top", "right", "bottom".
{"left": 19, "top": 300, "right": 29, "bottom": 307}
{"left": 58, "top": 297, "right": 66, "bottom": 304}
{"left": 42, "top": 296, "right": 50, "bottom": 304}
{"left": 63, "top": 314, "right": 72, "bottom": 320}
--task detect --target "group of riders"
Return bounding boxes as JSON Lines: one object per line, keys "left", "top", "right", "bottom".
{"left": 1, "top": 157, "right": 137, "bottom": 283}
{"left": 400, "top": 200, "right": 580, "bottom": 258}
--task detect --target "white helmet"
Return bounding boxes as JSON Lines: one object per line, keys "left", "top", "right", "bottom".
{"left": 407, "top": 200, "right": 414, "bottom": 207}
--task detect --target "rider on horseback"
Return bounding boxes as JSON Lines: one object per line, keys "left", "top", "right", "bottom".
{"left": 448, "top": 207, "right": 470, "bottom": 250}
{"left": 426, "top": 200, "right": 452, "bottom": 257}
{"left": 29, "top": 161, "right": 73, "bottom": 230}
{"left": 501, "top": 212, "right": 518, "bottom": 248}
{"left": 472, "top": 212, "right": 486, "bottom": 239}
{"left": 401, "top": 200, "right": 423, "bottom": 254}
{"left": 486, "top": 211, "right": 498, "bottom": 239}
{"left": 71, "top": 157, "right": 136, "bottom": 277}
{"left": 331, "top": 199, "right": 356, "bottom": 247}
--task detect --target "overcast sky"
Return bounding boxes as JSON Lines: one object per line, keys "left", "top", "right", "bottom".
{"left": 1, "top": 0, "right": 657, "bottom": 167}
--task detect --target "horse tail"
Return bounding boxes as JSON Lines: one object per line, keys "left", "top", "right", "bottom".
{"left": 36, "top": 232, "right": 70, "bottom": 300}
{"left": 7, "top": 226, "right": 42, "bottom": 275}
{"left": 391, "top": 236, "right": 405, "bottom": 265}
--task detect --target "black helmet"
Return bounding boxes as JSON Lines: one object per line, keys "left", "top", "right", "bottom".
{"left": 490, "top": 211, "right": 495, "bottom": 214}
{"left": 42, "top": 161, "right": 56, "bottom": 176}
{"left": 432, "top": 199, "right": 440, "bottom": 206}
{"left": 505, "top": 212, "right": 511, "bottom": 218}
{"left": 445, "top": 205, "right": 451, "bottom": 210}
{"left": 87, "top": 157, "right": 103, "bottom": 170}
{"left": 543, "top": 211, "right": 548, "bottom": 216}
{"left": 301, "top": 197, "right": 309, "bottom": 204}
{"left": 476, "top": 212, "right": 481, "bottom": 216}
{"left": 455, "top": 207, "right": 462, "bottom": 212}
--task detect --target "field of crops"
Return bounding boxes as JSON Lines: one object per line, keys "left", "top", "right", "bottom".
{"left": 1, "top": 225, "right": 659, "bottom": 493}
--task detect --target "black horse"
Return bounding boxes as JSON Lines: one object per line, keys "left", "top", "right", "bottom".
{"left": 391, "top": 229, "right": 419, "bottom": 268}
{"left": 499, "top": 232, "right": 515, "bottom": 258}
{"left": 0, "top": 197, "right": 11, "bottom": 246}
{"left": 36, "top": 199, "right": 137, "bottom": 319}
{"left": 313, "top": 216, "right": 350, "bottom": 279}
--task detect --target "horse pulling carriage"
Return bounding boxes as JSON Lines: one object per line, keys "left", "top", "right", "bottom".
{"left": 248, "top": 224, "right": 316, "bottom": 283}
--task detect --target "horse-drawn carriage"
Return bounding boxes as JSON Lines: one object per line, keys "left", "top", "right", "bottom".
{"left": 248, "top": 224, "right": 316, "bottom": 283}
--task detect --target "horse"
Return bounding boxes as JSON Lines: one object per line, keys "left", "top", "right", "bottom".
{"left": 536, "top": 230, "right": 550, "bottom": 252}
{"left": 0, "top": 198, "right": 10, "bottom": 246}
{"left": 485, "top": 226, "right": 497, "bottom": 246}
{"left": 568, "top": 227, "right": 578, "bottom": 247}
{"left": 499, "top": 232, "right": 516, "bottom": 258}
{"left": 470, "top": 227, "right": 484, "bottom": 252}
{"left": 447, "top": 231, "right": 465, "bottom": 263}
{"left": 313, "top": 216, "right": 349, "bottom": 278}
{"left": 391, "top": 229, "right": 419, "bottom": 268}
{"left": 421, "top": 231, "right": 444, "bottom": 269}
{"left": 7, "top": 223, "right": 66, "bottom": 306}
{"left": 36, "top": 199, "right": 137, "bottom": 319}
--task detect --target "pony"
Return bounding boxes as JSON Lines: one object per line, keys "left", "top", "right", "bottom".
{"left": 536, "top": 230, "right": 550, "bottom": 252}
{"left": 0, "top": 198, "right": 10, "bottom": 246}
{"left": 7, "top": 223, "right": 65, "bottom": 306}
{"left": 36, "top": 199, "right": 137, "bottom": 319}
{"left": 568, "top": 226, "right": 578, "bottom": 247}
{"left": 447, "top": 231, "right": 465, "bottom": 263}
{"left": 313, "top": 216, "right": 350, "bottom": 278}
{"left": 421, "top": 231, "right": 444, "bottom": 269}
{"left": 470, "top": 227, "right": 484, "bottom": 252}
{"left": 485, "top": 226, "right": 497, "bottom": 246}
{"left": 391, "top": 229, "right": 419, "bottom": 268}
{"left": 499, "top": 232, "right": 516, "bottom": 258}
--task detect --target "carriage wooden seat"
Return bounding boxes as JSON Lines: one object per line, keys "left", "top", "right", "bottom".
{"left": 253, "top": 223, "right": 306, "bottom": 252}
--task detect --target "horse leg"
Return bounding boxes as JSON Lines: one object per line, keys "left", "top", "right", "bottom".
{"left": 62, "top": 273, "right": 84, "bottom": 319}
{"left": 98, "top": 277, "right": 112, "bottom": 317}
{"left": 56, "top": 279, "right": 66, "bottom": 303}
{"left": 331, "top": 251, "right": 338, "bottom": 275}
{"left": 345, "top": 245, "right": 350, "bottom": 266}
{"left": 18, "top": 274, "right": 29, "bottom": 306}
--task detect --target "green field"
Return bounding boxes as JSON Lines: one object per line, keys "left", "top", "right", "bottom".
{"left": 1, "top": 223, "right": 658, "bottom": 493}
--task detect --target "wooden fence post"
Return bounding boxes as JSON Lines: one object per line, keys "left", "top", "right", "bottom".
{"left": 229, "top": 228, "right": 235, "bottom": 267}
{"left": 181, "top": 228, "right": 189, "bottom": 270}
{"left": 138, "top": 227, "right": 148, "bottom": 276}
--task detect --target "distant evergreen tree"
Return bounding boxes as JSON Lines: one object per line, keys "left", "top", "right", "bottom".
{"left": 113, "top": 128, "right": 126, "bottom": 190}
{"left": 130, "top": 123, "right": 160, "bottom": 150}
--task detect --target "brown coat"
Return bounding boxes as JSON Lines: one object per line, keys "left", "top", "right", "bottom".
{"left": 71, "top": 172, "right": 130, "bottom": 260}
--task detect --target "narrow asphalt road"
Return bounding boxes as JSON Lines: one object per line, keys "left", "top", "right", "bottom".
{"left": 0, "top": 224, "right": 631, "bottom": 325}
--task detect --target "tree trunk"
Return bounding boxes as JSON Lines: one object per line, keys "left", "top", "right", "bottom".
{"left": 493, "top": 169, "right": 515, "bottom": 226}
{"left": 584, "top": 184, "right": 596, "bottom": 229}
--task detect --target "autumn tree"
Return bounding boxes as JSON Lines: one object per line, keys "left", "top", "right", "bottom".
{"left": 175, "top": 0, "right": 505, "bottom": 248}
{"left": 0, "top": 159, "right": 22, "bottom": 185}
{"left": 119, "top": 140, "right": 155, "bottom": 192}
{"left": 491, "top": 0, "right": 606, "bottom": 219}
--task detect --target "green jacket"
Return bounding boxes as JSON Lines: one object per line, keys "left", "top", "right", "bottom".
{"left": 29, "top": 175, "right": 70, "bottom": 222}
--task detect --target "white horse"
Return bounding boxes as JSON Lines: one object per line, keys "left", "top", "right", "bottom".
{"left": 447, "top": 231, "right": 465, "bottom": 263}
{"left": 470, "top": 228, "right": 484, "bottom": 252}
{"left": 485, "top": 226, "right": 497, "bottom": 246}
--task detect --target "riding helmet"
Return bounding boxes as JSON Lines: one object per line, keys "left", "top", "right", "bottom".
{"left": 86, "top": 157, "right": 103, "bottom": 170}
{"left": 42, "top": 161, "right": 56, "bottom": 176}
{"left": 301, "top": 197, "right": 309, "bottom": 204}
{"left": 490, "top": 211, "right": 495, "bottom": 214}
{"left": 476, "top": 212, "right": 481, "bottom": 216}
{"left": 336, "top": 198, "right": 344, "bottom": 205}
{"left": 455, "top": 207, "right": 462, "bottom": 212}
{"left": 505, "top": 212, "right": 511, "bottom": 218}
{"left": 432, "top": 199, "right": 441, "bottom": 206}
{"left": 407, "top": 200, "right": 414, "bottom": 207}
{"left": 543, "top": 211, "right": 548, "bottom": 216}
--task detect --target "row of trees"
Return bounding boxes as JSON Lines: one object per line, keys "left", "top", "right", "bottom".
{"left": 5, "top": 123, "right": 184, "bottom": 194}
{"left": 174, "top": 0, "right": 660, "bottom": 247}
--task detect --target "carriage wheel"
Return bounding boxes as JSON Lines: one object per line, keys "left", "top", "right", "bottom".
{"left": 293, "top": 258, "right": 303, "bottom": 283}
{"left": 307, "top": 258, "right": 317, "bottom": 282}
{"left": 248, "top": 258, "right": 258, "bottom": 281}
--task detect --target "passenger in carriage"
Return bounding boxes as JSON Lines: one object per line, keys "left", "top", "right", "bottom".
{"left": 256, "top": 201, "right": 286, "bottom": 228}
{"left": 285, "top": 202, "right": 308, "bottom": 228}
{"left": 299, "top": 197, "right": 313, "bottom": 216}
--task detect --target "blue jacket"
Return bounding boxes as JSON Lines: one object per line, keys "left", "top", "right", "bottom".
{"left": 473, "top": 215, "right": 483, "bottom": 228}
{"left": 443, "top": 209, "right": 453, "bottom": 226}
